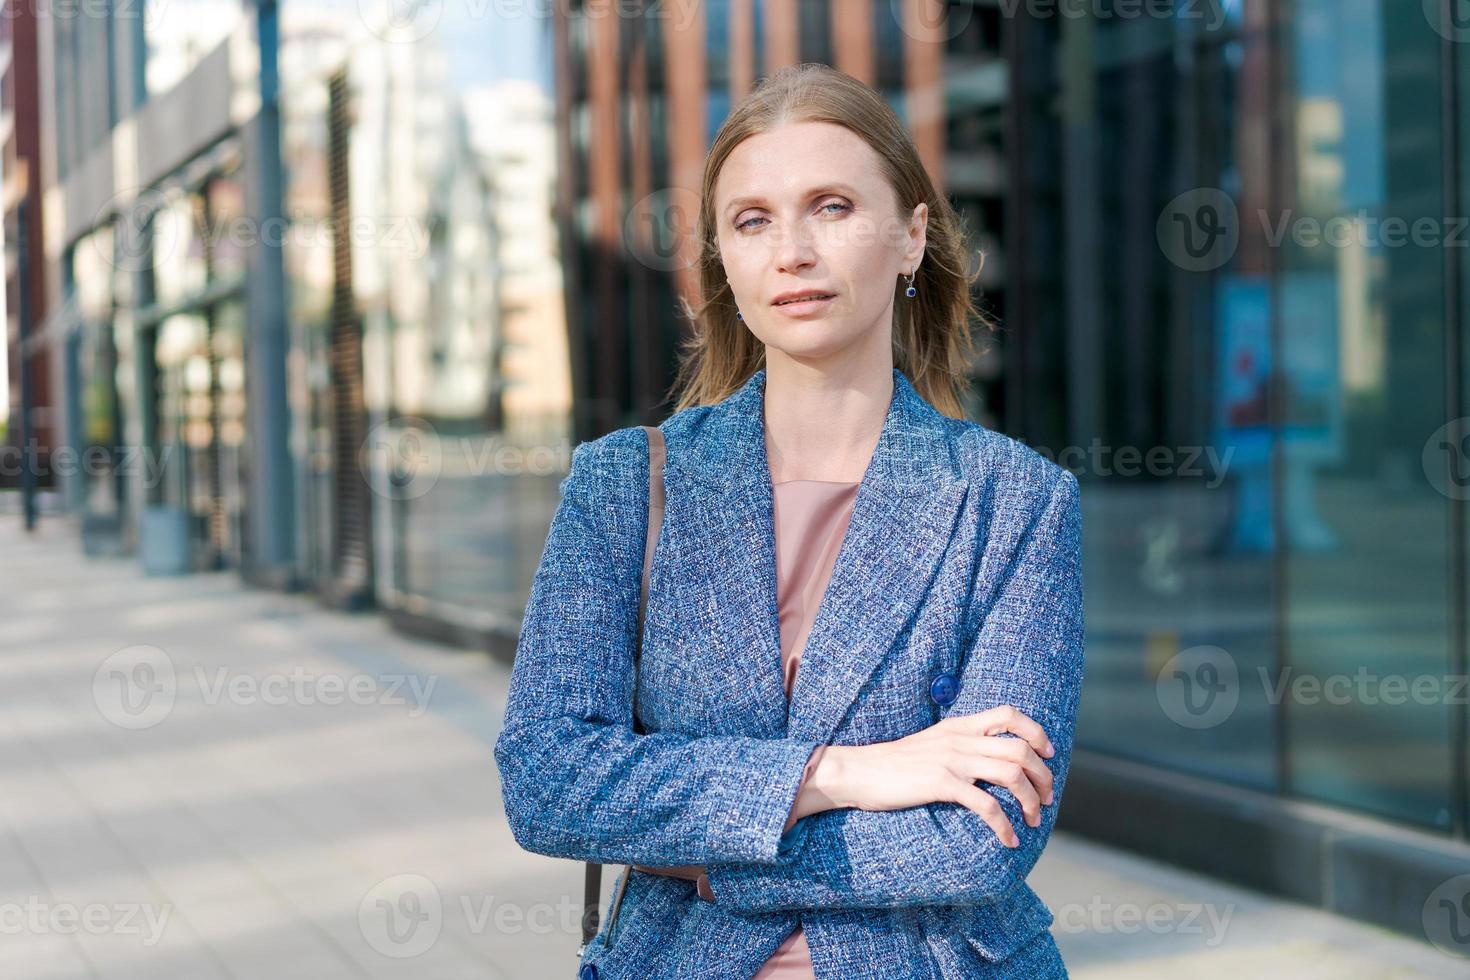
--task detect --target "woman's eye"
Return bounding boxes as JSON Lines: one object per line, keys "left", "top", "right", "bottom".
{"left": 735, "top": 201, "right": 850, "bottom": 232}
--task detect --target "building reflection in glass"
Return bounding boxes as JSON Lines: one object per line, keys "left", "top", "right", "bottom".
{"left": 131, "top": 146, "right": 252, "bottom": 573}
{"left": 278, "top": 4, "right": 572, "bottom": 635}
{"left": 1010, "top": 0, "right": 1458, "bottom": 832}
{"left": 1278, "top": 1, "right": 1452, "bottom": 829}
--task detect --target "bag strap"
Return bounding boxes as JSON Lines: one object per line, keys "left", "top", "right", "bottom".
{"left": 634, "top": 424, "right": 666, "bottom": 731}
{"left": 580, "top": 424, "right": 666, "bottom": 955}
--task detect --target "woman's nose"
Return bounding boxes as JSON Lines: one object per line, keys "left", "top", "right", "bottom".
{"left": 773, "top": 225, "right": 818, "bottom": 273}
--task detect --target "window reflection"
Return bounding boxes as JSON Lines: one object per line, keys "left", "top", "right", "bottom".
{"left": 278, "top": 7, "right": 573, "bottom": 629}
{"left": 151, "top": 188, "right": 208, "bottom": 312}
{"left": 133, "top": 148, "right": 251, "bottom": 572}
{"left": 1280, "top": 1, "right": 1452, "bottom": 829}
{"left": 1013, "top": 0, "right": 1458, "bottom": 830}
{"left": 1016, "top": 10, "right": 1278, "bottom": 790}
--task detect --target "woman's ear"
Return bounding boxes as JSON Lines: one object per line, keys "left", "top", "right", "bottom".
{"left": 906, "top": 203, "right": 929, "bottom": 266}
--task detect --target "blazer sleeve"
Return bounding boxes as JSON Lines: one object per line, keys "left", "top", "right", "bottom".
{"left": 702, "top": 468, "right": 1084, "bottom": 910}
{"left": 493, "top": 431, "right": 823, "bottom": 868}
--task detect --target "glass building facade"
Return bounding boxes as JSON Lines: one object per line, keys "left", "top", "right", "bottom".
{"left": 274, "top": 1, "right": 572, "bottom": 634}
{"left": 1006, "top": 0, "right": 1466, "bottom": 840}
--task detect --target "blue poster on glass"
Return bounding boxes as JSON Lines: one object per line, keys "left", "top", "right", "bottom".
{"left": 1213, "top": 273, "right": 1343, "bottom": 553}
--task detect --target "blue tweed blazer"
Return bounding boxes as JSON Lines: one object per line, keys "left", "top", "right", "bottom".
{"left": 494, "top": 366, "right": 1084, "bottom": 979}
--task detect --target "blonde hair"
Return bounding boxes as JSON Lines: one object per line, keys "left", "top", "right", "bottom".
{"left": 670, "top": 63, "right": 991, "bottom": 417}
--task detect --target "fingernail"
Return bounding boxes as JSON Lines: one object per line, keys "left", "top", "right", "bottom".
{"left": 1044, "top": 743, "right": 1055, "bottom": 757}
{"left": 1045, "top": 790, "right": 1054, "bottom": 804}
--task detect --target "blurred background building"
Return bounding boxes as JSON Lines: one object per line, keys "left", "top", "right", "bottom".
{"left": 4, "top": 0, "right": 1469, "bottom": 950}
{"left": 0, "top": 0, "right": 53, "bottom": 523}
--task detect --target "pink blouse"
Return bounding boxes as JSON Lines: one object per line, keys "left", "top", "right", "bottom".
{"left": 753, "top": 477, "right": 860, "bottom": 979}
{"left": 631, "top": 478, "right": 861, "bottom": 979}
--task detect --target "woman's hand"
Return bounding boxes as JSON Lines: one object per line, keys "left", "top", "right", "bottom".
{"left": 801, "top": 705, "right": 1057, "bottom": 848}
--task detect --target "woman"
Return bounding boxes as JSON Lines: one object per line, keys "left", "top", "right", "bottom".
{"left": 494, "top": 64, "right": 1084, "bottom": 979}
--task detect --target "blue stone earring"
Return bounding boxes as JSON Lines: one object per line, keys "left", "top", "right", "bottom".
{"left": 904, "top": 271, "right": 917, "bottom": 298}
{"left": 736, "top": 310, "right": 743, "bottom": 321}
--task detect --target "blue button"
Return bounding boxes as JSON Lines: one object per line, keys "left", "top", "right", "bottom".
{"left": 930, "top": 672, "right": 959, "bottom": 706}
{"left": 579, "top": 965, "right": 599, "bottom": 980}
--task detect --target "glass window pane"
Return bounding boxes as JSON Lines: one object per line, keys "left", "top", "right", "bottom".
{"left": 1280, "top": 0, "right": 1454, "bottom": 830}
{"left": 1015, "top": 9, "right": 1280, "bottom": 790}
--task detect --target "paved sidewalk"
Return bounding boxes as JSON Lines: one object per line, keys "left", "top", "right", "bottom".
{"left": 0, "top": 514, "right": 1461, "bottom": 979}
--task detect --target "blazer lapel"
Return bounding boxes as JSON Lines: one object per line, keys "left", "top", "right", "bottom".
{"left": 669, "top": 366, "right": 969, "bottom": 745}
{"left": 671, "top": 460, "right": 790, "bottom": 738}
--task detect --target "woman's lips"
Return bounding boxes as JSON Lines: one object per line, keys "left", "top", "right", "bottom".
{"left": 771, "top": 295, "right": 835, "bottom": 315}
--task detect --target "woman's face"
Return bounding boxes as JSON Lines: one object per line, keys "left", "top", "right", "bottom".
{"left": 713, "top": 120, "right": 927, "bottom": 366}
